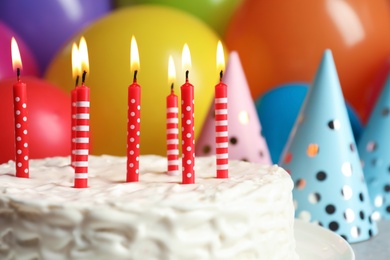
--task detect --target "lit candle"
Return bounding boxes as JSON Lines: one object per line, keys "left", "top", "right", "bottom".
{"left": 73, "top": 37, "right": 90, "bottom": 188}
{"left": 215, "top": 41, "right": 228, "bottom": 178}
{"left": 127, "top": 35, "right": 141, "bottom": 182}
{"left": 71, "top": 42, "right": 81, "bottom": 168}
{"left": 181, "top": 44, "right": 195, "bottom": 184}
{"left": 166, "top": 55, "right": 179, "bottom": 176}
{"left": 11, "top": 37, "right": 29, "bottom": 178}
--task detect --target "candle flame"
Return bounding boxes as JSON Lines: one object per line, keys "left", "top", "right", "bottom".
{"left": 130, "top": 35, "right": 140, "bottom": 73}
{"left": 71, "top": 43, "right": 81, "bottom": 79}
{"left": 11, "top": 37, "right": 22, "bottom": 71}
{"left": 79, "top": 36, "right": 89, "bottom": 74}
{"left": 182, "top": 43, "right": 191, "bottom": 72}
{"left": 168, "top": 55, "right": 176, "bottom": 86}
{"left": 216, "top": 41, "right": 225, "bottom": 73}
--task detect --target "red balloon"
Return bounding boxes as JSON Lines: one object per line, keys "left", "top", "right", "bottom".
{"left": 225, "top": 0, "right": 390, "bottom": 123}
{"left": 0, "top": 22, "right": 40, "bottom": 79}
{"left": 0, "top": 77, "right": 71, "bottom": 163}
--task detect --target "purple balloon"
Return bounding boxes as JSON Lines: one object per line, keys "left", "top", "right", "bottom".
{"left": 0, "top": 0, "right": 112, "bottom": 74}
{"left": 0, "top": 22, "right": 40, "bottom": 80}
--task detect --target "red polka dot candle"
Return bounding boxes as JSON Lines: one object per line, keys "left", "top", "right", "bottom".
{"left": 166, "top": 56, "right": 179, "bottom": 176}
{"left": 215, "top": 41, "right": 228, "bottom": 178}
{"left": 181, "top": 44, "right": 195, "bottom": 184}
{"left": 11, "top": 37, "right": 29, "bottom": 178}
{"left": 73, "top": 37, "right": 90, "bottom": 188}
{"left": 127, "top": 36, "right": 141, "bottom": 182}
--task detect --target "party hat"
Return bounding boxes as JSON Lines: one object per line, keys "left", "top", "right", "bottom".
{"left": 196, "top": 51, "right": 271, "bottom": 164}
{"left": 279, "top": 49, "right": 377, "bottom": 243}
{"left": 358, "top": 72, "right": 390, "bottom": 220}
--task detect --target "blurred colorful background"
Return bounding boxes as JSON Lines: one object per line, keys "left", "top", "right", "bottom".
{"left": 4, "top": 0, "right": 390, "bottom": 243}
{"left": 1, "top": 0, "right": 390, "bottom": 164}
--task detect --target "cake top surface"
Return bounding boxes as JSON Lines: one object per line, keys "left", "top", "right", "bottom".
{"left": 0, "top": 155, "right": 292, "bottom": 209}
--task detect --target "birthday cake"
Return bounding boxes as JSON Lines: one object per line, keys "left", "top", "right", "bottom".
{"left": 0, "top": 155, "right": 298, "bottom": 260}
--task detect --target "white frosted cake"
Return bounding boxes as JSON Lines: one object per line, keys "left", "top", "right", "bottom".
{"left": 0, "top": 155, "right": 298, "bottom": 260}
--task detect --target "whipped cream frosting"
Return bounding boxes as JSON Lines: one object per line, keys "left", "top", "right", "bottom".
{"left": 0, "top": 155, "right": 298, "bottom": 260}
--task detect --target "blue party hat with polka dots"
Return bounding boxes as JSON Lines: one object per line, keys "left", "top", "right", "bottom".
{"left": 358, "top": 72, "right": 390, "bottom": 220}
{"left": 279, "top": 49, "right": 377, "bottom": 243}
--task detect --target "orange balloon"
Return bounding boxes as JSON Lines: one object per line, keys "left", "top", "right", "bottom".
{"left": 225, "top": 0, "right": 390, "bottom": 123}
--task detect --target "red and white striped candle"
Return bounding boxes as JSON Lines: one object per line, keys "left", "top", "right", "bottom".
{"left": 181, "top": 44, "right": 195, "bottom": 184}
{"left": 215, "top": 41, "right": 228, "bottom": 178}
{"left": 71, "top": 89, "right": 77, "bottom": 167}
{"left": 74, "top": 81, "right": 90, "bottom": 188}
{"left": 127, "top": 36, "right": 141, "bottom": 182}
{"left": 166, "top": 55, "right": 179, "bottom": 175}
{"left": 11, "top": 37, "right": 29, "bottom": 178}
{"left": 71, "top": 42, "right": 81, "bottom": 168}
{"left": 73, "top": 37, "right": 90, "bottom": 188}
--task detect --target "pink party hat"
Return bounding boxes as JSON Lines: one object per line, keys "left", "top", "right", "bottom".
{"left": 196, "top": 51, "right": 271, "bottom": 164}
{"left": 279, "top": 49, "right": 377, "bottom": 243}
{"left": 358, "top": 71, "right": 390, "bottom": 220}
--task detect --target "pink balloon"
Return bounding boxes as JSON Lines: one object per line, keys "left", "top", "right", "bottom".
{"left": 0, "top": 22, "right": 40, "bottom": 79}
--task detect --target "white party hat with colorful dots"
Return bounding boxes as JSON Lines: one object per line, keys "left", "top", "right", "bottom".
{"left": 196, "top": 51, "right": 271, "bottom": 164}
{"left": 279, "top": 49, "right": 377, "bottom": 243}
{"left": 358, "top": 72, "right": 390, "bottom": 220}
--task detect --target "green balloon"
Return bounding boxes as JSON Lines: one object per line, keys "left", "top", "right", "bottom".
{"left": 114, "top": 0, "right": 242, "bottom": 35}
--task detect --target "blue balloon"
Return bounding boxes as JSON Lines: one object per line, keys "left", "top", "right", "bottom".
{"left": 0, "top": 0, "right": 112, "bottom": 73}
{"left": 256, "top": 83, "right": 363, "bottom": 163}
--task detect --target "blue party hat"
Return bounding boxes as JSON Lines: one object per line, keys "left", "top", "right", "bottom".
{"left": 358, "top": 72, "right": 390, "bottom": 220}
{"left": 279, "top": 49, "right": 377, "bottom": 243}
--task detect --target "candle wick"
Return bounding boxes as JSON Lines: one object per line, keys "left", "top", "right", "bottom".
{"left": 16, "top": 68, "right": 21, "bottom": 81}
{"left": 75, "top": 75, "right": 80, "bottom": 87}
{"left": 133, "top": 70, "right": 138, "bottom": 83}
{"left": 170, "top": 83, "right": 174, "bottom": 94}
{"left": 220, "top": 70, "right": 223, "bottom": 82}
{"left": 82, "top": 70, "right": 87, "bottom": 84}
{"left": 185, "top": 70, "right": 189, "bottom": 82}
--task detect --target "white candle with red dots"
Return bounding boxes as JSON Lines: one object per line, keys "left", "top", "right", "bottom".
{"left": 166, "top": 56, "right": 179, "bottom": 176}
{"left": 127, "top": 36, "right": 141, "bottom": 182}
{"left": 215, "top": 41, "right": 228, "bottom": 178}
{"left": 71, "top": 42, "right": 81, "bottom": 168}
{"left": 11, "top": 37, "right": 29, "bottom": 178}
{"left": 73, "top": 37, "right": 90, "bottom": 188}
{"left": 181, "top": 44, "right": 195, "bottom": 184}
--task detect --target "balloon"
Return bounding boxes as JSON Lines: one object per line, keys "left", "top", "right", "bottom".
{"left": 0, "top": 22, "right": 40, "bottom": 79}
{"left": 225, "top": 0, "right": 390, "bottom": 123}
{"left": 0, "top": 0, "right": 112, "bottom": 73}
{"left": 45, "top": 6, "right": 227, "bottom": 156}
{"left": 0, "top": 77, "right": 71, "bottom": 164}
{"left": 256, "top": 83, "right": 363, "bottom": 163}
{"left": 114, "top": 0, "right": 243, "bottom": 35}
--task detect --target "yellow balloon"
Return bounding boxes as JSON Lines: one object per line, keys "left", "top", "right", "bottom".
{"left": 45, "top": 5, "right": 227, "bottom": 156}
